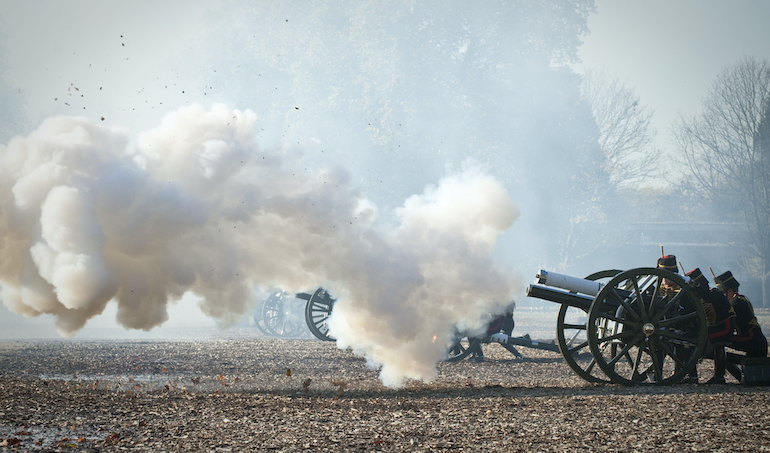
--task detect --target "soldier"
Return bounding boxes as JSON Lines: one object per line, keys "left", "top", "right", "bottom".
{"left": 685, "top": 268, "right": 739, "bottom": 384}
{"left": 657, "top": 254, "right": 680, "bottom": 294}
{"left": 686, "top": 268, "right": 736, "bottom": 342}
{"left": 475, "top": 303, "right": 517, "bottom": 361}
{"left": 657, "top": 255, "right": 698, "bottom": 383}
{"left": 715, "top": 271, "right": 768, "bottom": 358}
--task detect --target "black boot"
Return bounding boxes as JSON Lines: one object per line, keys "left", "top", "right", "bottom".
{"left": 707, "top": 345, "right": 727, "bottom": 384}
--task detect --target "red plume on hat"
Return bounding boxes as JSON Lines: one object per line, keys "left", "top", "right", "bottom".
{"left": 685, "top": 268, "right": 708, "bottom": 288}
{"left": 657, "top": 255, "right": 678, "bottom": 273}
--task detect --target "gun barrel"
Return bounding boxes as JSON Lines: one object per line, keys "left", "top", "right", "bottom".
{"left": 536, "top": 270, "right": 603, "bottom": 296}
{"left": 525, "top": 284, "right": 594, "bottom": 312}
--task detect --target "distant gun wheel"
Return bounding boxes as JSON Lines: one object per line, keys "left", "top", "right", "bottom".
{"left": 262, "top": 291, "right": 307, "bottom": 337}
{"left": 586, "top": 268, "right": 707, "bottom": 386}
{"left": 251, "top": 294, "right": 274, "bottom": 336}
{"left": 305, "top": 288, "right": 336, "bottom": 341}
{"left": 444, "top": 336, "right": 483, "bottom": 362}
{"left": 253, "top": 309, "right": 273, "bottom": 336}
{"left": 556, "top": 269, "right": 623, "bottom": 384}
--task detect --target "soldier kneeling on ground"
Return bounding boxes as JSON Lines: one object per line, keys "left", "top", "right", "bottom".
{"left": 657, "top": 255, "right": 699, "bottom": 383}
{"left": 470, "top": 306, "right": 515, "bottom": 362}
{"left": 714, "top": 271, "right": 768, "bottom": 381}
{"left": 685, "top": 268, "right": 739, "bottom": 384}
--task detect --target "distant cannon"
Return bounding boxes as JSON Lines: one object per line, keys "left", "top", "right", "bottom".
{"left": 254, "top": 288, "right": 336, "bottom": 341}
{"left": 525, "top": 267, "right": 708, "bottom": 386}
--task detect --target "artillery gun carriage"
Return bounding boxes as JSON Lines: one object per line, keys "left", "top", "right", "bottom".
{"left": 254, "top": 288, "right": 336, "bottom": 341}
{"left": 526, "top": 267, "right": 708, "bottom": 385}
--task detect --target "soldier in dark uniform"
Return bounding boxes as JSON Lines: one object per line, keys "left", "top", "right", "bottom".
{"left": 657, "top": 255, "right": 698, "bottom": 383}
{"left": 686, "top": 268, "right": 736, "bottom": 342}
{"left": 715, "top": 271, "right": 768, "bottom": 358}
{"left": 472, "top": 303, "right": 517, "bottom": 362}
{"left": 685, "top": 268, "right": 738, "bottom": 384}
{"left": 657, "top": 255, "right": 680, "bottom": 295}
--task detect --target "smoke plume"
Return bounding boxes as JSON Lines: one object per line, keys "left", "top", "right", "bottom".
{"left": 0, "top": 103, "right": 520, "bottom": 387}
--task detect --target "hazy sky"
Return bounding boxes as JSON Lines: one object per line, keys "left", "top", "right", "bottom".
{"left": 577, "top": 0, "right": 770, "bottom": 153}
{"left": 1, "top": 0, "right": 770, "bottom": 339}
{"left": 0, "top": 0, "right": 215, "bottom": 137}
{"left": 1, "top": 1, "right": 768, "bottom": 151}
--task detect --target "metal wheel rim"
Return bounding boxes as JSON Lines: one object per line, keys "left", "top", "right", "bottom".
{"left": 304, "top": 288, "right": 336, "bottom": 341}
{"left": 252, "top": 296, "right": 274, "bottom": 336}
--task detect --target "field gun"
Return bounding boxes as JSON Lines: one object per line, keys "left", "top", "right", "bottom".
{"left": 255, "top": 288, "right": 336, "bottom": 341}
{"left": 525, "top": 267, "right": 708, "bottom": 386}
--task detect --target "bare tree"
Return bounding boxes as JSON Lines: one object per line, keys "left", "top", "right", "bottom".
{"left": 581, "top": 69, "right": 663, "bottom": 191}
{"left": 675, "top": 57, "right": 770, "bottom": 307}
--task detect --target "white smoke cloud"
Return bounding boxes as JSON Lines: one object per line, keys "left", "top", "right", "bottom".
{"left": 0, "top": 103, "right": 521, "bottom": 386}
{"left": 329, "top": 168, "right": 521, "bottom": 387}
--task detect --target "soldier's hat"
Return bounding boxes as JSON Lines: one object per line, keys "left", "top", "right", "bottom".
{"left": 714, "top": 271, "right": 739, "bottom": 291}
{"left": 657, "top": 255, "right": 678, "bottom": 273}
{"left": 685, "top": 268, "right": 709, "bottom": 288}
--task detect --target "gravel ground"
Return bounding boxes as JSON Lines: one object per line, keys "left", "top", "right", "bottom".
{"left": 1, "top": 336, "right": 770, "bottom": 452}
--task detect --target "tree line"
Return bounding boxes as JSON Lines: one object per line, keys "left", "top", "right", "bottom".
{"left": 584, "top": 57, "right": 770, "bottom": 307}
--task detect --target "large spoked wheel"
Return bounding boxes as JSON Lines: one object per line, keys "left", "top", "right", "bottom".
{"left": 262, "top": 291, "right": 307, "bottom": 337}
{"left": 305, "top": 288, "right": 336, "bottom": 341}
{"left": 586, "top": 268, "right": 707, "bottom": 386}
{"left": 556, "top": 269, "right": 623, "bottom": 384}
{"left": 444, "top": 336, "right": 483, "bottom": 362}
